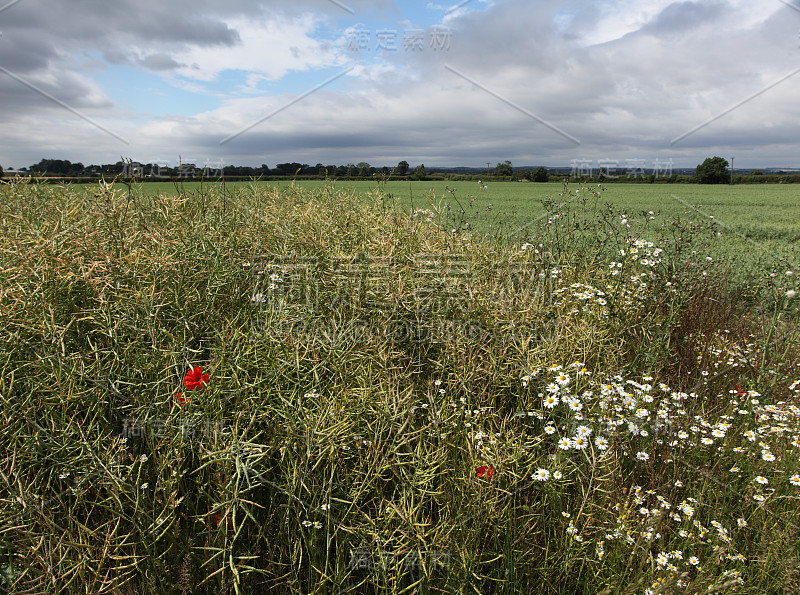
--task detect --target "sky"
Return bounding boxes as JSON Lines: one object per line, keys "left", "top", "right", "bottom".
{"left": 1, "top": 0, "right": 799, "bottom": 170}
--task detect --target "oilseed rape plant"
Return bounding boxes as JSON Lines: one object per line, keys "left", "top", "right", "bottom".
{"left": 0, "top": 177, "right": 798, "bottom": 594}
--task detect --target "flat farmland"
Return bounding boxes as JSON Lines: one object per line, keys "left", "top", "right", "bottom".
{"left": 3, "top": 179, "right": 800, "bottom": 593}
{"left": 129, "top": 180, "right": 800, "bottom": 277}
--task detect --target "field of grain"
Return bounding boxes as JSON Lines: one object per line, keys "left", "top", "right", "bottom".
{"left": 133, "top": 179, "right": 800, "bottom": 280}
{"left": 1, "top": 177, "right": 799, "bottom": 594}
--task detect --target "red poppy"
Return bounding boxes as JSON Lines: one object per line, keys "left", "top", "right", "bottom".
{"left": 734, "top": 385, "right": 746, "bottom": 397}
{"left": 174, "top": 392, "right": 191, "bottom": 406}
{"left": 184, "top": 366, "right": 209, "bottom": 390}
{"left": 476, "top": 465, "right": 495, "bottom": 479}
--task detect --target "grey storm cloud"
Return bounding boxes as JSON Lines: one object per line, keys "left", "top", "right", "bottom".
{"left": 1, "top": 0, "right": 799, "bottom": 169}
{"left": 136, "top": 53, "right": 184, "bottom": 71}
{"left": 641, "top": 1, "right": 727, "bottom": 36}
{"left": 0, "top": 0, "right": 391, "bottom": 73}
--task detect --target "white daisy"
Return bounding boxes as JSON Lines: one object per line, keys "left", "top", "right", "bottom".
{"left": 532, "top": 468, "right": 551, "bottom": 481}
{"left": 573, "top": 436, "right": 589, "bottom": 450}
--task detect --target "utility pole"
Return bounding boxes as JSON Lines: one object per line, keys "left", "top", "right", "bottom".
{"left": 730, "top": 157, "right": 734, "bottom": 184}
{"left": 487, "top": 162, "right": 491, "bottom": 174}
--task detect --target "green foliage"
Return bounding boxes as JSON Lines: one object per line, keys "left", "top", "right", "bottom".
{"left": 395, "top": 161, "right": 410, "bottom": 176}
{"left": 411, "top": 164, "right": 427, "bottom": 181}
{"left": 357, "top": 162, "right": 372, "bottom": 177}
{"left": 696, "top": 156, "right": 730, "bottom": 184}
{"left": 532, "top": 166, "right": 549, "bottom": 182}
{"left": 29, "top": 158, "right": 84, "bottom": 176}
{"left": 0, "top": 179, "right": 799, "bottom": 594}
{"left": 494, "top": 160, "right": 513, "bottom": 177}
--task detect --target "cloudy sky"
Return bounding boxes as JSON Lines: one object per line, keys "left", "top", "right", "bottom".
{"left": 1, "top": 0, "right": 799, "bottom": 170}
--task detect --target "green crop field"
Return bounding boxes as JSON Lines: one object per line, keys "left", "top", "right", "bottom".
{"left": 2, "top": 178, "right": 800, "bottom": 593}
{"left": 113, "top": 179, "right": 800, "bottom": 279}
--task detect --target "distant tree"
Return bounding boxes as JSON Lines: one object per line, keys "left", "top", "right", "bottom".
{"left": 357, "top": 162, "right": 372, "bottom": 178}
{"left": 31, "top": 159, "right": 74, "bottom": 175}
{"left": 411, "top": 164, "right": 427, "bottom": 181}
{"left": 275, "top": 163, "right": 305, "bottom": 176}
{"left": 750, "top": 169, "right": 763, "bottom": 176}
{"left": 0, "top": 164, "right": 4, "bottom": 179}
{"left": 532, "top": 166, "right": 549, "bottom": 182}
{"left": 511, "top": 169, "right": 531, "bottom": 181}
{"left": 494, "top": 160, "right": 513, "bottom": 177}
{"left": 396, "top": 160, "right": 410, "bottom": 176}
{"left": 696, "top": 156, "right": 729, "bottom": 184}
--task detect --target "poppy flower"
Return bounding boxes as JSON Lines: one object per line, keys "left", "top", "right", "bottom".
{"left": 174, "top": 392, "right": 191, "bottom": 406}
{"left": 184, "top": 366, "right": 209, "bottom": 390}
{"left": 476, "top": 465, "right": 495, "bottom": 479}
{"left": 734, "top": 385, "right": 746, "bottom": 397}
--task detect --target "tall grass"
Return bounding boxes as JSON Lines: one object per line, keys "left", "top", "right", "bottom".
{"left": 0, "top": 176, "right": 799, "bottom": 594}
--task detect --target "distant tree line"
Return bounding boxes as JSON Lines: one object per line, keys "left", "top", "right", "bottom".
{"left": 0, "top": 159, "right": 557, "bottom": 183}
{"left": 2, "top": 158, "right": 799, "bottom": 184}
{"left": 0, "top": 159, "right": 436, "bottom": 182}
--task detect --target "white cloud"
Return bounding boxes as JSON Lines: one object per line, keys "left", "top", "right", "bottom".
{"left": 1, "top": 0, "right": 799, "bottom": 169}
{"left": 168, "top": 13, "right": 347, "bottom": 83}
